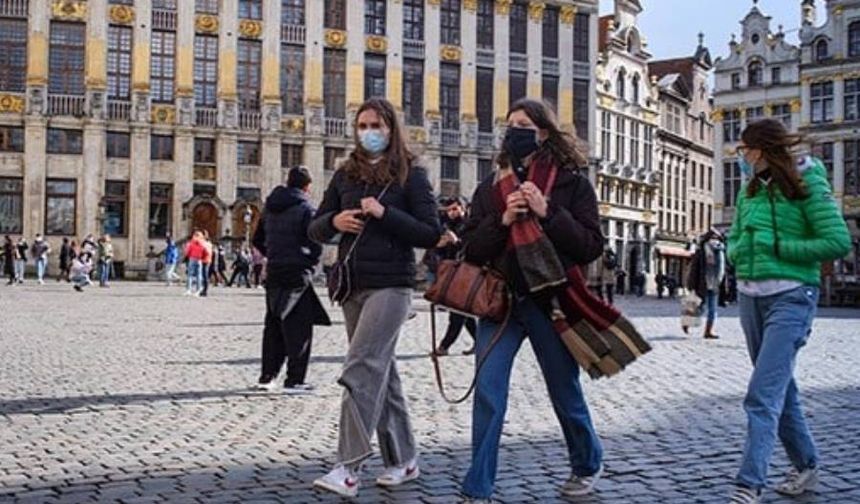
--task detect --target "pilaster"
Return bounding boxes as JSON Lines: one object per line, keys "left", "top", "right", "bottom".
{"left": 218, "top": 0, "right": 239, "bottom": 128}
{"left": 261, "top": 0, "right": 282, "bottom": 131}
{"left": 26, "top": 0, "right": 49, "bottom": 115}
{"left": 217, "top": 132, "right": 238, "bottom": 206}
{"left": 526, "top": 2, "right": 544, "bottom": 99}
{"left": 174, "top": 129, "right": 195, "bottom": 236}
{"left": 346, "top": 0, "right": 365, "bottom": 132}
{"left": 129, "top": 124, "right": 151, "bottom": 265}
{"left": 131, "top": 0, "right": 151, "bottom": 123}
{"left": 85, "top": 0, "right": 108, "bottom": 120}
{"left": 558, "top": 6, "right": 575, "bottom": 128}
{"left": 425, "top": 0, "right": 442, "bottom": 144}
{"left": 461, "top": 0, "right": 478, "bottom": 150}
{"left": 493, "top": 1, "right": 511, "bottom": 146}
{"left": 261, "top": 133, "right": 282, "bottom": 197}
{"left": 23, "top": 117, "right": 47, "bottom": 237}
{"left": 175, "top": 0, "right": 196, "bottom": 126}
{"left": 387, "top": 0, "right": 404, "bottom": 109}
{"left": 82, "top": 122, "right": 106, "bottom": 238}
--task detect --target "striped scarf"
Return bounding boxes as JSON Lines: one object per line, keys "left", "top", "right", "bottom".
{"left": 495, "top": 155, "right": 651, "bottom": 379}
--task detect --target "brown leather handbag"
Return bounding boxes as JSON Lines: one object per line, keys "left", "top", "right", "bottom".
{"left": 424, "top": 259, "right": 511, "bottom": 404}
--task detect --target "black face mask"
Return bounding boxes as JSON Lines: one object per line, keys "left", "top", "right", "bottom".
{"left": 503, "top": 127, "right": 540, "bottom": 164}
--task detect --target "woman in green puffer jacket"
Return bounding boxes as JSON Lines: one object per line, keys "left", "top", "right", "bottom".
{"left": 726, "top": 119, "right": 851, "bottom": 504}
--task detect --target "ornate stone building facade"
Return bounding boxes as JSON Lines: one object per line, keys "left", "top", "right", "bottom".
{"left": 0, "top": 0, "right": 599, "bottom": 274}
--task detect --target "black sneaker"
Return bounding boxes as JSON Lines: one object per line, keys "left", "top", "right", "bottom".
{"left": 73, "top": 285, "right": 83, "bottom": 292}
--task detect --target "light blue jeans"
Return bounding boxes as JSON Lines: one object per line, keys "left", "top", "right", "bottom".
{"left": 35, "top": 257, "right": 47, "bottom": 281}
{"left": 736, "top": 286, "right": 819, "bottom": 490}
{"left": 462, "top": 297, "right": 603, "bottom": 499}
{"left": 705, "top": 289, "right": 718, "bottom": 323}
{"left": 186, "top": 260, "right": 201, "bottom": 292}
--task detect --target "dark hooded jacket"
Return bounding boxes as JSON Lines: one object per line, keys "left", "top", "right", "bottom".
{"left": 253, "top": 186, "right": 322, "bottom": 289}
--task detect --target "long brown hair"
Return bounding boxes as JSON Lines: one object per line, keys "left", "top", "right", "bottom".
{"left": 742, "top": 119, "right": 808, "bottom": 200}
{"left": 497, "top": 98, "right": 589, "bottom": 170}
{"left": 341, "top": 98, "right": 416, "bottom": 186}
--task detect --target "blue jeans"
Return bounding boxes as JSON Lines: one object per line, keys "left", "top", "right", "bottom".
{"left": 35, "top": 257, "right": 47, "bottom": 281}
{"left": 186, "top": 260, "right": 201, "bottom": 292}
{"left": 99, "top": 260, "right": 112, "bottom": 285}
{"left": 462, "top": 297, "right": 603, "bottom": 499}
{"left": 705, "top": 289, "right": 718, "bottom": 323}
{"left": 736, "top": 286, "right": 819, "bottom": 490}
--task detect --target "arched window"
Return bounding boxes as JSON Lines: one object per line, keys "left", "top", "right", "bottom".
{"left": 617, "top": 70, "right": 626, "bottom": 100}
{"left": 631, "top": 74, "right": 640, "bottom": 104}
{"left": 748, "top": 61, "right": 763, "bottom": 87}
{"left": 816, "top": 39, "right": 829, "bottom": 62}
{"left": 849, "top": 22, "right": 860, "bottom": 57}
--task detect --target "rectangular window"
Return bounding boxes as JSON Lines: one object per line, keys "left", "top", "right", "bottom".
{"left": 281, "top": 143, "right": 303, "bottom": 168}
{"left": 237, "top": 39, "right": 262, "bottom": 110}
{"left": 237, "top": 141, "right": 261, "bottom": 165}
{"left": 324, "top": 147, "right": 345, "bottom": 171}
{"left": 103, "top": 181, "right": 128, "bottom": 237}
{"left": 643, "top": 125, "right": 653, "bottom": 171}
{"left": 239, "top": 0, "right": 262, "bottom": 19}
{"left": 630, "top": 121, "right": 640, "bottom": 168}
{"left": 477, "top": 67, "right": 494, "bottom": 133}
{"left": 440, "top": 0, "right": 461, "bottom": 46}
{"left": 771, "top": 67, "right": 781, "bottom": 84}
{"left": 364, "top": 53, "right": 386, "bottom": 100}
{"left": 723, "top": 109, "right": 741, "bottom": 142}
{"left": 49, "top": 22, "right": 86, "bottom": 95}
{"left": 151, "top": 30, "right": 176, "bottom": 103}
{"left": 847, "top": 140, "right": 860, "bottom": 196}
{"left": 810, "top": 81, "right": 834, "bottom": 124}
{"left": 542, "top": 6, "right": 559, "bottom": 58}
{"left": 573, "top": 13, "right": 589, "bottom": 62}
{"left": 0, "top": 177, "right": 23, "bottom": 234}
{"left": 441, "top": 156, "right": 460, "bottom": 197}
{"left": 477, "top": 0, "right": 494, "bottom": 50}
{"left": 194, "top": 137, "right": 216, "bottom": 164}
{"left": 542, "top": 75, "right": 559, "bottom": 113}
{"left": 0, "top": 19, "right": 27, "bottom": 92}
{"left": 574, "top": 79, "right": 590, "bottom": 141}
{"left": 281, "top": 0, "right": 304, "bottom": 25}
{"left": 723, "top": 161, "right": 742, "bottom": 208}
{"left": 601, "top": 111, "right": 611, "bottom": 160}
{"left": 151, "top": 134, "right": 174, "bottom": 161}
{"left": 509, "top": 70, "right": 527, "bottom": 107}
{"left": 106, "top": 131, "right": 130, "bottom": 158}
{"left": 194, "top": 35, "right": 219, "bottom": 107}
{"left": 107, "top": 25, "right": 133, "bottom": 100}
{"left": 771, "top": 103, "right": 792, "bottom": 128}
{"left": 324, "top": 0, "right": 346, "bottom": 30}
{"left": 746, "top": 106, "right": 765, "bottom": 124}
{"left": 324, "top": 49, "right": 346, "bottom": 119}
{"left": 46, "top": 128, "right": 83, "bottom": 154}
{"left": 403, "top": 0, "right": 424, "bottom": 41}
{"left": 731, "top": 73, "right": 741, "bottom": 90}
{"left": 509, "top": 1, "right": 527, "bottom": 54}
{"left": 811, "top": 142, "right": 834, "bottom": 184}
{"left": 154, "top": 0, "right": 177, "bottom": 8}
{"left": 45, "top": 179, "right": 77, "bottom": 236}
{"left": 845, "top": 78, "right": 860, "bottom": 122}
{"left": 403, "top": 58, "right": 424, "bottom": 126}
{"left": 196, "top": 0, "right": 218, "bottom": 14}
{"left": 441, "top": 63, "right": 460, "bottom": 130}
{"left": 365, "top": 0, "right": 386, "bottom": 35}
{"left": 0, "top": 126, "right": 24, "bottom": 152}
{"left": 615, "top": 116, "right": 625, "bottom": 164}
{"left": 478, "top": 158, "right": 493, "bottom": 182}
{"left": 280, "top": 44, "right": 304, "bottom": 114}
{"left": 149, "top": 183, "right": 172, "bottom": 238}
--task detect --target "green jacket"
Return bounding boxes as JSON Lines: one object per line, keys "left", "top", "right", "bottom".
{"left": 727, "top": 156, "right": 851, "bottom": 285}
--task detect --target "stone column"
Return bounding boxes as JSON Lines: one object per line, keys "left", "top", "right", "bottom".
{"left": 23, "top": 0, "right": 50, "bottom": 236}
{"left": 174, "top": 128, "right": 195, "bottom": 237}
{"left": 386, "top": 0, "right": 404, "bottom": 110}
{"left": 81, "top": 122, "right": 106, "bottom": 240}
{"left": 460, "top": 0, "right": 479, "bottom": 199}
{"left": 218, "top": 0, "right": 239, "bottom": 129}
{"left": 85, "top": 0, "right": 108, "bottom": 120}
{"left": 345, "top": 0, "right": 365, "bottom": 132}
{"left": 261, "top": 0, "right": 283, "bottom": 132}
{"left": 217, "top": 132, "right": 238, "bottom": 209}
{"left": 304, "top": 0, "right": 325, "bottom": 204}
{"left": 25, "top": 0, "right": 49, "bottom": 116}
{"left": 425, "top": 0, "right": 442, "bottom": 148}
{"left": 833, "top": 141, "right": 845, "bottom": 200}
{"left": 493, "top": 0, "right": 511, "bottom": 147}
{"left": 526, "top": 2, "right": 544, "bottom": 99}
{"left": 834, "top": 76, "right": 845, "bottom": 123}
{"left": 129, "top": 125, "right": 152, "bottom": 267}
{"left": 82, "top": 0, "right": 109, "bottom": 243}
{"left": 261, "top": 133, "right": 282, "bottom": 197}
{"left": 175, "top": 0, "right": 195, "bottom": 126}
{"left": 131, "top": 0, "right": 151, "bottom": 122}
{"left": 558, "top": 5, "right": 576, "bottom": 129}
{"left": 799, "top": 81, "right": 811, "bottom": 127}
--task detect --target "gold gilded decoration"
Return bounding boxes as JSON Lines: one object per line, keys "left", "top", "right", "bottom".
{"left": 325, "top": 29, "right": 347, "bottom": 48}
{"left": 440, "top": 45, "right": 462, "bottom": 62}
{"left": 109, "top": 5, "right": 134, "bottom": 25}
{"left": 560, "top": 5, "right": 577, "bottom": 25}
{"left": 365, "top": 35, "right": 388, "bottom": 53}
{"left": 495, "top": 0, "right": 512, "bottom": 15}
{"left": 0, "top": 94, "right": 25, "bottom": 114}
{"left": 528, "top": 2, "right": 546, "bottom": 22}
{"left": 408, "top": 127, "right": 427, "bottom": 143}
{"left": 790, "top": 99, "right": 801, "bottom": 113}
{"left": 239, "top": 19, "right": 263, "bottom": 38}
{"left": 598, "top": 203, "right": 611, "bottom": 216}
{"left": 194, "top": 165, "right": 217, "bottom": 181}
{"left": 463, "top": 0, "right": 478, "bottom": 12}
{"left": 427, "top": 0, "right": 441, "bottom": 6}
{"left": 195, "top": 14, "right": 219, "bottom": 34}
{"left": 710, "top": 108, "right": 724, "bottom": 122}
{"left": 282, "top": 116, "right": 305, "bottom": 133}
{"left": 52, "top": 0, "right": 87, "bottom": 21}
{"left": 598, "top": 95, "right": 616, "bottom": 107}
{"left": 151, "top": 105, "right": 175, "bottom": 124}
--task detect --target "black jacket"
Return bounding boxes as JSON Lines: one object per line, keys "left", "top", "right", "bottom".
{"left": 253, "top": 186, "right": 322, "bottom": 288}
{"left": 463, "top": 167, "right": 604, "bottom": 294}
{"left": 309, "top": 167, "right": 441, "bottom": 289}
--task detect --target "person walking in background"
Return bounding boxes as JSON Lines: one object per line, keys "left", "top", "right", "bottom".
{"left": 199, "top": 230, "right": 213, "bottom": 297}
{"left": 601, "top": 248, "right": 618, "bottom": 306}
{"left": 70, "top": 252, "right": 94, "bottom": 292}
{"left": 227, "top": 246, "right": 252, "bottom": 288}
{"left": 58, "top": 237, "right": 72, "bottom": 282}
{"left": 431, "top": 197, "right": 477, "bottom": 356}
{"left": 310, "top": 98, "right": 440, "bottom": 498}
{"left": 726, "top": 119, "right": 851, "bottom": 504}
{"left": 14, "top": 236, "right": 28, "bottom": 283}
{"left": 251, "top": 246, "right": 265, "bottom": 288}
{"left": 97, "top": 234, "right": 114, "bottom": 287}
{"left": 683, "top": 228, "right": 725, "bottom": 338}
{"left": 31, "top": 234, "right": 51, "bottom": 285}
{"left": 163, "top": 235, "right": 180, "bottom": 286}
{"left": 615, "top": 268, "right": 627, "bottom": 296}
{"left": 183, "top": 230, "right": 205, "bottom": 296}
{"left": 213, "top": 243, "right": 228, "bottom": 286}
{"left": 251, "top": 166, "right": 331, "bottom": 394}
{"left": 2, "top": 236, "right": 15, "bottom": 285}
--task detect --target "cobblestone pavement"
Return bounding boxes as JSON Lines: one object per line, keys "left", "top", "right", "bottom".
{"left": 1, "top": 282, "right": 858, "bottom": 504}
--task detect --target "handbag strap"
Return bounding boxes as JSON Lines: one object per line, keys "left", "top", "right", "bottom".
{"left": 342, "top": 181, "right": 394, "bottom": 262}
{"left": 429, "top": 303, "right": 512, "bottom": 404}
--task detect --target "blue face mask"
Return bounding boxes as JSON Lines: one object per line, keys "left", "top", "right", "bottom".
{"left": 739, "top": 157, "right": 754, "bottom": 178}
{"left": 359, "top": 129, "right": 389, "bottom": 155}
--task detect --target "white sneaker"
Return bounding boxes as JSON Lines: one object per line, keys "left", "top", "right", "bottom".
{"left": 251, "top": 380, "right": 279, "bottom": 392}
{"left": 376, "top": 457, "right": 419, "bottom": 487}
{"left": 284, "top": 383, "right": 316, "bottom": 395}
{"left": 313, "top": 464, "right": 359, "bottom": 497}
{"left": 775, "top": 466, "right": 819, "bottom": 496}
{"left": 560, "top": 464, "right": 603, "bottom": 496}
{"left": 183, "top": 290, "right": 192, "bottom": 296}
{"left": 729, "top": 485, "right": 761, "bottom": 504}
